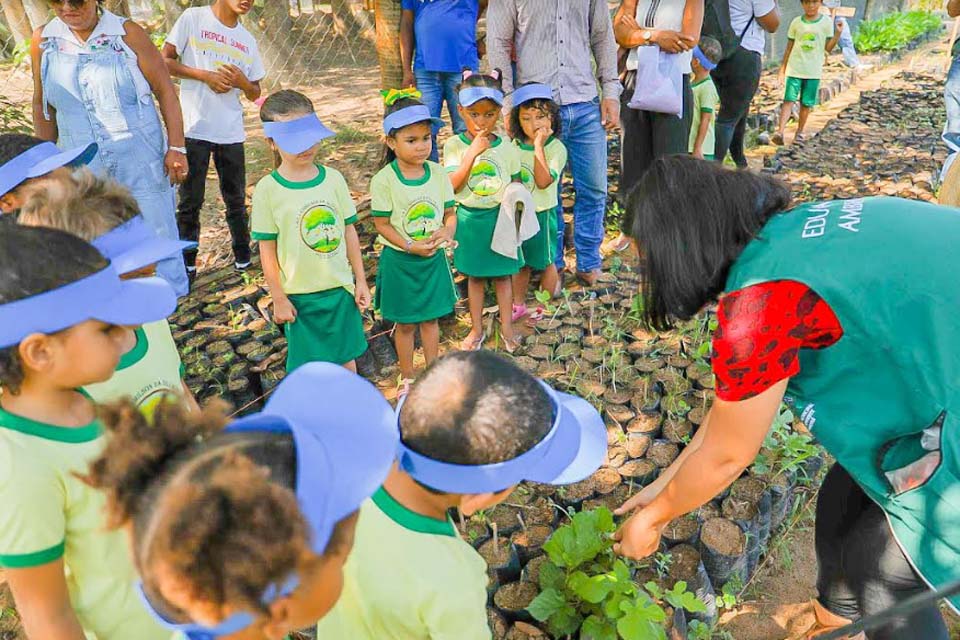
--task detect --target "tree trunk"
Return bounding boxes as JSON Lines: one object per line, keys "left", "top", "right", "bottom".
{"left": 374, "top": 0, "right": 402, "bottom": 91}
{"left": 331, "top": 0, "right": 376, "bottom": 47}
{"left": 105, "top": 0, "right": 131, "bottom": 17}
{"left": 21, "top": 0, "right": 46, "bottom": 29}
{"left": 0, "top": 0, "right": 32, "bottom": 44}
{"left": 245, "top": 1, "right": 294, "bottom": 89}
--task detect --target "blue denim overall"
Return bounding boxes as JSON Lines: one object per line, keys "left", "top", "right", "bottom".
{"left": 40, "top": 17, "right": 188, "bottom": 296}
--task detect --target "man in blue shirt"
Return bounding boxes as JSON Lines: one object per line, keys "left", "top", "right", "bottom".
{"left": 400, "top": 0, "right": 488, "bottom": 161}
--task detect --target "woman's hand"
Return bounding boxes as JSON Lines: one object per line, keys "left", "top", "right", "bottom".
{"left": 653, "top": 30, "right": 696, "bottom": 53}
{"left": 164, "top": 149, "right": 188, "bottom": 184}
{"left": 612, "top": 508, "right": 666, "bottom": 560}
{"left": 272, "top": 294, "right": 297, "bottom": 325}
{"left": 354, "top": 281, "right": 372, "bottom": 311}
{"left": 614, "top": 483, "right": 661, "bottom": 516}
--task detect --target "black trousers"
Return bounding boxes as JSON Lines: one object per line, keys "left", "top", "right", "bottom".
{"left": 176, "top": 138, "right": 251, "bottom": 268}
{"left": 711, "top": 46, "right": 762, "bottom": 167}
{"left": 619, "top": 70, "right": 693, "bottom": 196}
{"left": 816, "top": 464, "right": 949, "bottom": 640}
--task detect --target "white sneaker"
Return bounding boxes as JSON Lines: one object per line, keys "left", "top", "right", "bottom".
{"left": 235, "top": 261, "right": 252, "bottom": 270}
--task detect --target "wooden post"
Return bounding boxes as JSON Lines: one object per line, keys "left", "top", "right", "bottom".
{"left": 374, "top": 0, "right": 402, "bottom": 91}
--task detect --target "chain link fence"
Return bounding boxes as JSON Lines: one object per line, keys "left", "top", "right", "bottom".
{"left": 0, "top": 0, "right": 385, "bottom": 119}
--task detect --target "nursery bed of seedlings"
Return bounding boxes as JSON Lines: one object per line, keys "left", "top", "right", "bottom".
{"left": 157, "top": 71, "right": 948, "bottom": 640}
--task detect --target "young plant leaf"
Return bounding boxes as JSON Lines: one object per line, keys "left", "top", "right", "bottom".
{"left": 526, "top": 587, "right": 567, "bottom": 622}
{"left": 664, "top": 581, "right": 708, "bottom": 614}
{"left": 538, "top": 559, "right": 566, "bottom": 592}
{"left": 568, "top": 570, "right": 616, "bottom": 604}
{"left": 546, "top": 605, "right": 583, "bottom": 637}
{"left": 581, "top": 614, "right": 618, "bottom": 640}
{"left": 617, "top": 598, "right": 667, "bottom": 640}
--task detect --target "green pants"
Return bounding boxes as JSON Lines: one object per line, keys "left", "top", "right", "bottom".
{"left": 784, "top": 76, "right": 820, "bottom": 108}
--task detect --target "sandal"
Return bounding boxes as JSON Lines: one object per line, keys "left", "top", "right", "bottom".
{"left": 511, "top": 304, "right": 529, "bottom": 322}
{"left": 460, "top": 332, "right": 486, "bottom": 351}
{"left": 500, "top": 333, "right": 522, "bottom": 354}
{"left": 397, "top": 378, "right": 415, "bottom": 400}
{"left": 526, "top": 306, "right": 546, "bottom": 322}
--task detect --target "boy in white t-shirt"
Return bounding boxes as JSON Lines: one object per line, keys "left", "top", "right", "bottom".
{"left": 162, "top": 0, "right": 266, "bottom": 281}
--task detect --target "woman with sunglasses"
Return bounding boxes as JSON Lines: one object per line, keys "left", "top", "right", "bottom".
{"left": 30, "top": 0, "right": 190, "bottom": 296}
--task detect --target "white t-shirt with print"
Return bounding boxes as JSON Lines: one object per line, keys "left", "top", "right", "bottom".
{"left": 730, "top": 0, "right": 776, "bottom": 55}
{"left": 166, "top": 7, "right": 265, "bottom": 144}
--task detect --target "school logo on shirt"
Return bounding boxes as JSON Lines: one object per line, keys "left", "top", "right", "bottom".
{"left": 404, "top": 199, "right": 438, "bottom": 240}
{"left": 300, "top": 205, "right": 342, "bottom": 254}
{"left": 800, "top": 32, "right": 818, "bottom": 52}
{"left": 519, "top": 163, "right": 535, "bottom": 193}
{"left": 468, "top": 158, "right": 504, "bottom": 197}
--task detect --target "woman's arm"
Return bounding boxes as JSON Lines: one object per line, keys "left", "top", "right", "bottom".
{"left": 344, "top": 224, "right": 370, "bottom": 310}
{"left": 123, "top": 21, "right": 187, "bottom": 183}
{"left": 30, "top": 27, "right": 57, "bottom": 141}
{"left": 756, "top": 6, "right": 781, "bottom": 33}
{"left": 681, "top": 0, "right": 705, "bottom": 43}
{"left": 613, "top": 0, "right": 644, "bottom": 48}
{"left": 6, "top": 560, "right": 87, "bottom": 640}
{"left": 614, "top": 379, "right": 789, "bottom": 559}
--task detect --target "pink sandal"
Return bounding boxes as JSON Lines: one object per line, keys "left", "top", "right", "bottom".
{"left": 511, "top": 304, "right": 529, "bottom": 322}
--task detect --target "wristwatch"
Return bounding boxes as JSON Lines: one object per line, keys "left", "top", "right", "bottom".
{"left": 405, "top": 238, "right": 413, "bottom": 252}
{"left": 642, "top": 30, "right": 652, "bottom": 43}
{"left": 169, "top": 145, "right": 187, "bottom": 154}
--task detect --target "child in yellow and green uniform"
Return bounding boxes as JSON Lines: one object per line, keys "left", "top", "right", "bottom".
{"left": 773, "top": 0, "right": 842, "bottom": 144}
{"left": 444, "top": 69, "right": 523, "bottom": 353}
{"left": 372, "top": 89, "right": 458, "bottom": 395}
{"left": 0, "top": 224, "right": 177, "bottom": 640}
{"left": 689, "top": 38, "right": 722, "bottom": 161}
{"left": 17, "top": 169, "right": 200, "bottom": 414}
{"left": 317, "top": 350, "right": 606, "bottom": 640}
{"left": 508, "top": 83, "right": 568, "bottom": 322}
{"left": 253, "top": 90, "right": 371, "bottom": 373}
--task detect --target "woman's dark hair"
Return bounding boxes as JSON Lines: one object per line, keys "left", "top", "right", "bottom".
{"left": 400, "top": 351, "right": 554, "bottom": 482}
{"left": 626, "top": 155, "right": 791, "bottom": 330}
{"left": 81, "top": 398, "right": 355, "bottom": 623}
{"left": 260, "top": 90, "right": 317, "bottom": 168}
{"left": 0, "top": 225, "right": 108, "bottom": 393}
{"left": 380, "top": 96, "right": 430, "bottom": 168}
{"left": 0, "top": 133, "right": 46, "bottom": 167}
{"left": 456, "top": 68, "right": 504, "bottom": 95}
{"left": 508, "top": 84, "right": 561, "bottom": 142}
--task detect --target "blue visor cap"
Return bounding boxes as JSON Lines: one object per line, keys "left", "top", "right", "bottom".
{"left": 511, "top": 83, "right": 554, "bottom": 108}
{"left": 0, "top": 263, "right": 176, "bottom": 348}
{"left": 262, "top": 113, "right": 335, "bottom": 154}
{"left": 0, "top": 141, "right": 98, "bottom": 197}
{"left": 92, "top": 216, "right": 196, "bottom": 275}
{"left": 459, "top": 86, "right": 505, "bottom": 107}
{"left": 135, "top": 363, "right": 399, "bottom": 639}
{"left": 396, "top": 380, "right": 606, "bottom": 494}
{"left": 383, "top": 104, "right": 445, "bottom": 134}
{"left": 692, "top": 46, "right": 718, "bottom": 72}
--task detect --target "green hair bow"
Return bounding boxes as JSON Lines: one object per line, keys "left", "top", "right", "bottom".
{"left": 381, "top": 87, "right": 422, "bottom": 106}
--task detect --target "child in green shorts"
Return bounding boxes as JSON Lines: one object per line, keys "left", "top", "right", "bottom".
{"left": 253, "top": 90, "right": 372, "bottom": 373}
{"left": 773, "top": 0, "right": 842, "bottom": 145}
{"left": 317, "top": 351, "right": 606, "bottom": 639}
{"left": 689, "top": 38, "right": 722, "bottom": 161}
{"left": 372, "top": 89, "right": 459, "bottom": 395}
{"left": 444, "top": 70, "right": 523, "bottom": 353}
{"left": 18, "top": 169, "right": 200, "bottom": 414}
{"left": 83, "top": 362, "right": 398, "bottom": 640}
{"left": 508, "top": 83, "right": 567, "bottom": 322}
{"left": 0, "top": 224, "right": 176, "bottom": 640}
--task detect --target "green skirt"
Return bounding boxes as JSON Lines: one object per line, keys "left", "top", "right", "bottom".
{"left": 453, "top": 204, "right": 522, "bottom": 278}
{"left": 521, "top": 207, "right": 559, "bottom": 271}
{"left": 285, "top": 287, "right": 368, "bottom": 371}
{"left": 375, "top": 246, "right": 458, "bottom": 324}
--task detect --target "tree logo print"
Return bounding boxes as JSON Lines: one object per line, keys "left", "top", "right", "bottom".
{"left": 800, "top": 32, "right": 818, "bottom": 52}
{"left": 519, "top": 163, "right": 535, "bottom": 193}
{"left": 403, "top": 200, "right": 438, "bottom": 240}
{"left": 468, "top": 158, "right": 503, "bottom": 197}
{"left": 300, "top": 206, "right": 342, "bottom": 254}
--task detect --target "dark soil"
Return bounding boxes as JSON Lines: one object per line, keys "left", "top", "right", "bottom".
{"left": 662, "top": 418, "right": 693, "bottom": 444}
{"left": 694, "top": 501, "right": 722, "bottom": 522}
{"left": 591, "top": 468, "right": 623, "bottom": 495}
{"left": 648, "top": 440, "right": 681, "bottom": 468}
{"left": 488, "top": 504, "right": 524, "bottom": 536}
{"left": 494, "top": 581, "right": 539, "bottom": 612}
{"left": 619, "top": 458, "right": 658, "bottom": 482}
{"left": 561, "top": 477, "right": 596, "bottom": 504}
{"left": 625, "top": 433, "right": 651, "bottom": 458}
{"left": 479, "top": 538, "right": 516, "bottom": 566}
{"left": 521, "top": 498, "right": 558, "bottom": 528}
{"left": 511, "top": 525, "right": 552, "bottom": 561}
{"left": 488, "top": 609, "right": 510, "bottom": 639}
{"left": 505, "top": 621, "right": 550, "bottom": 639}
{"left": 521, "top": 555, "right": 547, "bottom": 585}
{"left": 701, "top": 517, "right": 746, "bottom": 556}
{"left": 730, "top": 476, "right": 767, "bottom": 506}
{"left": 605, "top": 445, "right": 629, "bottom": 468}
{"left": 667, "top": 543, "right": 703, "bottom": 583}
{"left": 663, "top": 515, "right": 700, "bottom": 544}
{"left": 722, "top": 497, "right": 760, "bottom": 522}
{"left": 605, "top": 403, "right": 636, "bottom": 425}
{"left": 626, "top": 413, "right": 661, "bottom": 436}
{"left": 605, "top": 388, "right": 634, "bottom": 406}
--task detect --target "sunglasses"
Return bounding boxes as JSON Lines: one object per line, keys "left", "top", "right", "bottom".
{"left": 48, "top": 0, "right": 93, "bottom": 7}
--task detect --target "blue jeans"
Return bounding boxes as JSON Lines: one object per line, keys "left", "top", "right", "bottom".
{"left": 945, "top": 57, "right": 960, "bottom": 154}
{"left": 415, "top": 69, "right": 467, "bottom": 162}
{"left": 555, "top": 99, "right": 607, "bottom": 273}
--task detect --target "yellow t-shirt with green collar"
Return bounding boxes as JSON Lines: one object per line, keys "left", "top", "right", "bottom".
{"left": 370, "top": 160, "right": 455, "bottom": 251}
{"left": 84, "top": 320, "right": 184, "bottom": 416}
{"left": 251, "top": 165, "right": 358, "bottom": 295}
{"left": 443, "top": 133, "right": 521, "bottom": 210}
{"left": 316, "top": 487, "right": 491, "bottom": 640}
{"left": 0, "top": 407, "right": 169, "bottom": 640}
{"left": 514, "top": 136, "right": 568, "bottom": 212}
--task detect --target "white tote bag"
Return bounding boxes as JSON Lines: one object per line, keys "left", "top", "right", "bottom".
{"left": 627, "top": 45, "right": 684, "bottom": 118}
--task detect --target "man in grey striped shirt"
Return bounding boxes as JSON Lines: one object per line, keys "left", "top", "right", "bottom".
{"left": 487, "top": 0, "right": 621, "bottom": 285}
